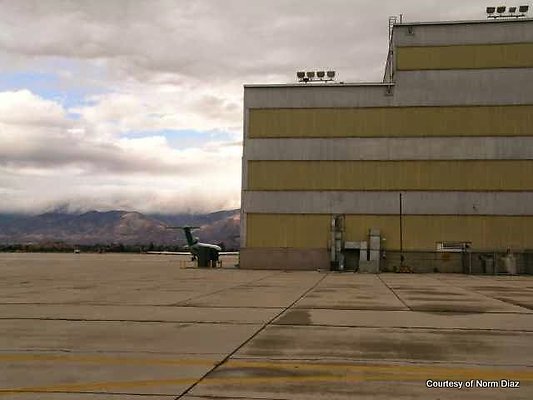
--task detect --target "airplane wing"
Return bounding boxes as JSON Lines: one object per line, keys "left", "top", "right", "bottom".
{"left": 146, "top": 251, "right": 191, "bottom": 255}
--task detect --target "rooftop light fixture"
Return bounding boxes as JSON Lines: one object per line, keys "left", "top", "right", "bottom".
{"left": 296, "top": 70, "right": 336, "bottom": 83}
{"left": 487, "top": 5, "right": 529, "bottom": 18}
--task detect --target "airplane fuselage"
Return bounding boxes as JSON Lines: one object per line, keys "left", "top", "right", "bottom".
{"left": 164, "top": 226, "right": 233, "bottom": 267}
{"left": 189, "top": 242, "right": 222, "bottom": 256}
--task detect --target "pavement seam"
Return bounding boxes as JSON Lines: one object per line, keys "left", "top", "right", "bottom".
{"left": 173, "top": 271, "right": 329, "bottom": 400}
{"left": 269, "top": 323, "right": 533, "bottom": 332}
{"left": 183, "top": 395, "right": 289, "bottom": 400}
{"left": 10, "top": 318, "right": 531, "bottom": 331}
{"left": 0, "top": 303, "right": 284, "bottom": 309}
{"left": 173, "top": 272, "right": 283, "bottom": 305}
{"left": 0, "top": 390, "right": 172, "bottom": 397}
{"left": 0, "top": 317, "right": 265, "bottom": 325}
{"left": 0, "top": 349, "right": 225, "bottom": 356}
{"left": 483, "top": 296, "right": 533, "bottom": 310}
{"left": 228, "top": 356, "right": 533, "bottom": 368}
{"left": 376, "top": 274, "right": 412, "bottom": 311}
{"left": 430, "top": 275, "right": 533, "bottom": 311}
{"left": 232, "top": 356, "right": 533, "bottom": 369}
{"left": 292, "top": 307, "right": 530, "bottom": 314}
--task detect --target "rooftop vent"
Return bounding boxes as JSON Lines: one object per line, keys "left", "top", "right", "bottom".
{"left": 436, "top": 241, "right": 471, "bottom": 253}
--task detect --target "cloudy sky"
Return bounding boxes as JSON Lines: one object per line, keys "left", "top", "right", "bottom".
{"left": 0, "top": 0, "right": 491, "bottom": 215}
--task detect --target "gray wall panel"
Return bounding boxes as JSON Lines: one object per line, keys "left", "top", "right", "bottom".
{"left": 244, "top": 67, "right": 533, "bottom": 108}
{"left": 243, "top": 191, "right": 533, "bottom": 215}
{"left": 395, "top": 69, "right": 533, "bottom": 106}
{"left": 241, "top": 108, "right": 250, "bottom": 248}
{"left": 244, "top": 138, "right": 533, "bottom": 161}
{"left": 244, "top": 84, "right": 394, "bottom": 109}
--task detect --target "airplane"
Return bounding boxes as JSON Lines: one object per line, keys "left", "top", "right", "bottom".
{"left": 146, "top": 226, "right": 238, "bottom": 267}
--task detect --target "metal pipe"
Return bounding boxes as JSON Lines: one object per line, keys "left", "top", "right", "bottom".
{"left": 331, "top": 216, "right": 336, "bottom": 265}
{"left": 399, "top": 192, "right": 404, "bottom": 267}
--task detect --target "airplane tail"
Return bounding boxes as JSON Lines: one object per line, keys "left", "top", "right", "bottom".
{"left": 166, "top": 226, "right": 200, "bottom": 246}
{"left": 183, "top": 227, "right": 199, "bottom": 246}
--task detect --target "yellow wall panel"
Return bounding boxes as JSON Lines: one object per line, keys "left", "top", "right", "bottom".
{"left": 246, "top": 214, "right": 398, "bottom": 249}
{"left": 397, "top": 43, "right": 533, "bottom": 70}
{"left": 248, "top": 105, "right": 533, "bottom": 138}
{"left": 246, "top": 214, "right": 330, "bottom": 248}
{"left": 246, "top": 214, "right": 533, "bottom": 251}
{"left": 248, "top": 160, "right": 533, "bottom": 191}
{"left": 404, "top": 216, "right": 533, "bottom": 251}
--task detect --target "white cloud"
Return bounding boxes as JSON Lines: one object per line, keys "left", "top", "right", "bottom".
{"left": 71, "top": 82, "right": 243, "bottom": 139}
{"left": 0, "top": 90, "right": 68, "bottom": 126}
{"left": 0, "top": 90, "right": 241, "bottom": 213}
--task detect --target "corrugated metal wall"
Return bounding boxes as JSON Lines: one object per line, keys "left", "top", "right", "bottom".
{"left": 248, "top": 105, "right": 533, "bottom": 137}
{"left": 246, "top": 214, "right": 329, "bottom": 248}
{"left": 247, "top": 214, "right": 533, "bottom": 251}
{"left": 248, "top": 160, "right": 533, "bottom": 191}
{"left": 397, "top": 43, "right": 533, "bottom": 70}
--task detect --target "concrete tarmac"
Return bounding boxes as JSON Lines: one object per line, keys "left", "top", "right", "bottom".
{"left": 0, "top": 253, "right": 532, "bottom": 399}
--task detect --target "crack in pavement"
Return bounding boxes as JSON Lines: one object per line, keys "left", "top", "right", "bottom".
{"left": 173, "top": 272, "right": 329, "bottom": 400}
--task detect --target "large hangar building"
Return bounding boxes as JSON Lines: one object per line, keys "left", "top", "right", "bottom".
{"left": 240, "top": 17, "right": 533, "bottom": 271}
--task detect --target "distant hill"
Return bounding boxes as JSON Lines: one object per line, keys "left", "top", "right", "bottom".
{"left": 0, "top": 209, "right": 240, "bottom": 249}
{"left": 148, "top": 209, "right": 238, "bottom": 228}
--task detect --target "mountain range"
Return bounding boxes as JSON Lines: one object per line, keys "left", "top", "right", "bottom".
{"left": 0, "top": 209, "right": 240, "bottom": 249}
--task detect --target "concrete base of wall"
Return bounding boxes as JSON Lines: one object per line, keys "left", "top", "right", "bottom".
{"left": 359, "top": 260, "right": 379, "bottom": 273}
{"left": 380, "top": 251, "right": 464, "bottom": 273}
{"left": 239, "top": 248, "right": 330, "bottom": 270}
{"left": 381, "top": 251, "right": 533, "bottom": 274}
{"left": 239, "top": 248, "right": 533, "bottom": 274}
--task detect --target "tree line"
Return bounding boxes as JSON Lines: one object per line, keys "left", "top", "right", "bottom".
{"left": 0, "top": 242, "right": 188, "bottom": 253}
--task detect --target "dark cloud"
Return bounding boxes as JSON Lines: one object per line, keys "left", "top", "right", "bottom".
{"left": 0, "top": 135, "right": 196, "bottom": 175}
{"left": 0, "top": 0, "right": 491, "bottom": 83}
{"left": 0, "top": 0, "right": 492, "bottom": 213}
